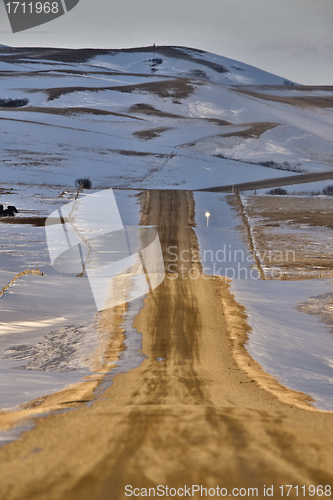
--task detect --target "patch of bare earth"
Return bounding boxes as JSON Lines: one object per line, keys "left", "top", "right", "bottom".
{"left": 129, "top": 103, "right": 184, "bottom": 119}
{"left": 218, "top": 122, "right": 279, "bottom": 139}
{"left": 110, "top": 78, "right": 199, "bottom": 100}
{"left": 0, "top": 217, "right": 46, "bottom": 227}
{"left": 110, "top": 149, "right": 168, "bottom": 158}
{"left": 204, "top": 117, "right": 232, "bottom": 126}
{"left": 33, "top": 77, "right": 197, "bottom": 102}
{"left": 240, "top": 195, "right": 333, "bottom": 279}
{"left": 5, "top": 106, "right": 139, "bottom": 119}
{"left": 234, "top": 88, "right": 333, "bottom": 109}
{"left": 133, "top": 127, "right": 173, "bottom": 140}
{"left": 129, "top": 104, "right": 232, "bottom": 126}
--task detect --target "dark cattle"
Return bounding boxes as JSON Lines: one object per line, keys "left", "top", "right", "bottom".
{"left": 2, "top": 205, "right": 18, "bottom": 217}
{"left": 0, "top": 205, "right": 3, "bottom": 216}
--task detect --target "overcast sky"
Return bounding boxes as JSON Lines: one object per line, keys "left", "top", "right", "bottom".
{"left": 1, "top": 0, "right": 333, "bottom": 85}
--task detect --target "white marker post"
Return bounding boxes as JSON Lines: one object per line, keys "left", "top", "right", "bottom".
{"left": 205, "top": 212, "right": 210, "bottom": 227}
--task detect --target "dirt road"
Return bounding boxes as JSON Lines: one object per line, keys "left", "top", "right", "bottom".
{"left": 197, "top": 170, "right": 333, "bottom": 193}
{"left": 0, "top": 190, "right": 332, "bottom": 499}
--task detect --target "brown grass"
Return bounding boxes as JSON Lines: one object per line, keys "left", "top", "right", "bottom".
{"left": 219, "top": 122, "right": 279, "bottom": 139}
{"left": 240, "top": 196, "right": 333, "bottom": 279}
{"left": 0, "top": 188, "right": 15, "bottom": 195}
{"left": 129, "top": 105, "right": 232, "bottom": 126}
{"left": 129, "top": 103, "right": 184, "bottom": 118}
{"left": 109, "top": 45, "right": 229, "bottom": 74}
{"left": 116, "top": 78, "right": 198, "bottom": 100}
{"left": 0, "top": 217, "right": 46, "bottom": 226}
{"left": 204, "top": 117, "right": 232, "bottom": 126}
{"left": 31, "top": 77, "right": 197, "bottom": 102}
{"left": 133, "top": 127, "right": 174, "bottom": 140}
{"left": 0, "top": 47, "right": 110, "bottom": 64}
{"left": 5, "top": 106, "right": 140, "bottom": 119}
{"left": 245, "top": 196, "right": 333, "bottom": 229}
{"left": 244, "top": 84, "right": 333, "bottom": 92}
{"left": 234, "top": 88, "right": 333, "bottom": 109}
{"left": 110, "top": 150, "right": 168, "bottom": 157}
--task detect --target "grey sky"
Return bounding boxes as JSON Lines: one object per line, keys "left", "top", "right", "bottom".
{"left": 0, "top": 0, "right": 333, "bottom": 85}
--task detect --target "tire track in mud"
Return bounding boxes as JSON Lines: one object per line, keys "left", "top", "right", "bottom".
{"left": 133, "top": 190, "right": 207, "bottom": 405}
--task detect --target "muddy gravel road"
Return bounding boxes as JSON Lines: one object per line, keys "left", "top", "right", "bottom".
{"left": 0, "top": 190, "right": 332, "bottom": 500}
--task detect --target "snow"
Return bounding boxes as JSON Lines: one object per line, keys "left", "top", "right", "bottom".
{"left": 0, "top": 61, "right": 30, "bottom": 72}
{"left": 89, "top": 49, "right": 289, "bottom": 86}
{"left": 220, "top": 124, "right": 333, "bottom": 168}
{"left": 230, "top": 279, "right": 333, "bottom": 411}
{"left": 0, "top": 275, "right": 98, "bottom": 409}
{"left": 1, "top": 47, "right": 332, "bottom": 191}
{"left": 193, "top": 193, "right": 259, "bottom": 279}
{"left": 0, "top": 190, "right": 143, "bottom": 409}
{"left": 0, "top": 224, "right": 53, "bottom": 274}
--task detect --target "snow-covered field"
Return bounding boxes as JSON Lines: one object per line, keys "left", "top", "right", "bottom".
{"left": 231, "top": 279, "right": 333, "bottom": 411}
{"left": 0, "top": 275, "right": 97, "bottom": 409}
{"left": 1, "top": 45, "right": 333, "bottom": 410}
{"left": 193, "top": 193, "right": 260, "bottom": 279}
{"left": 0, "top": 188, "right": 144, "bottom": 409}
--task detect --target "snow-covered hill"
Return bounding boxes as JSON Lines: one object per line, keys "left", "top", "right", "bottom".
{"left": 1, "top": 45, "right": 333, "bottom": 197}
